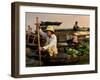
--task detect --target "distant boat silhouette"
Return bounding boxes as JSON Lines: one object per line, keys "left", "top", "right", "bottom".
{"left": 40, "top": 21, "right": 62, "bottom": 26}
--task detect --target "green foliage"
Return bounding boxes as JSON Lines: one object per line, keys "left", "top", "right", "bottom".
{"left": 77, "top": 39, "right": 89, "bottom": 56}
{"left": 65, "top": 39, "right": 89, "bottom": 57}
{"left": 66, "top": 48, "right": 79, "bottom": 57}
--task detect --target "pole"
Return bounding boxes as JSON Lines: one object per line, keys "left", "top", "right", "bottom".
{"left": 36, "top": 17, "right": 41, "bottom": 66}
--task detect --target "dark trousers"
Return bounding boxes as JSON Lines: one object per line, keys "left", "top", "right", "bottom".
{"left": 41, "top": 50, "right": 51, "bottom": 64}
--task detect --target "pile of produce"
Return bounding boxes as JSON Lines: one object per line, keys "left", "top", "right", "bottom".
{"left": 65, "top": 39, "right": 89, "bottom": 58}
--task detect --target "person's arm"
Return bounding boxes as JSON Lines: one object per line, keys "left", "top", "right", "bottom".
{"left": 43, "top": 35, "right": 57, "bottom": 50}
{"left": 72, "top": 36, "right": 78, "bottom": 43}
{"left": 39, "top": 29, "right": 47, "bottom": 38}
{"left": 35, "top": 25, "right": 47, "bottom": 38}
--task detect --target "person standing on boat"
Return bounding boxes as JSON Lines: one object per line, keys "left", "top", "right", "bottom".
{"left": 36, "top": 25, "right": 58, "bottom": 58}
{"left": 73, "top": 21, "right": 79, "bottom": 31}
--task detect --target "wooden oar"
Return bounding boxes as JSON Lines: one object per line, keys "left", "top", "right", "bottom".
{"left": 36, "top": 17, "right": 41, "bottom": 66}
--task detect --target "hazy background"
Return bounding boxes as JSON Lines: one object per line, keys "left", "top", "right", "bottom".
{"left": 26, "top": 12, "right": 90, "bottom": 32}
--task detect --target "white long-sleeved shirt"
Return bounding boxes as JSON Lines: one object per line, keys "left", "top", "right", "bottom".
{"left": 40, "top": 29, "right": 58, "bottom": 55}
